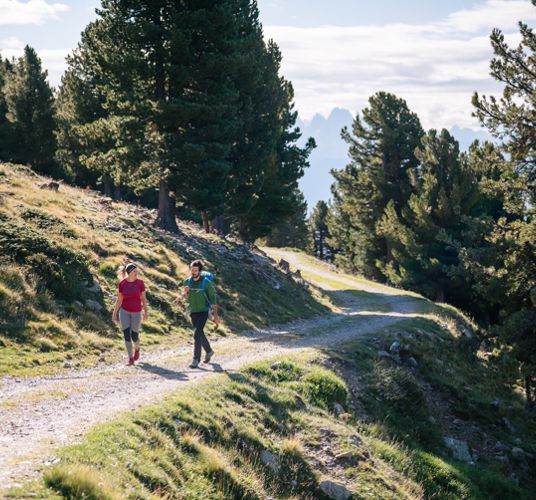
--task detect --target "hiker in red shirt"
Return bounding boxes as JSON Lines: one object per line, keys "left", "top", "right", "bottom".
{"left": 112, "top": 263, "right": 148, "bottom": 365}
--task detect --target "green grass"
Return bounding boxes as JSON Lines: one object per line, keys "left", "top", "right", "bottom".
{"left": 0, "top": 163, "right": 332, "bottom": 376}
{"left": 11, "top": 345, "right": 532, "bottom": 499}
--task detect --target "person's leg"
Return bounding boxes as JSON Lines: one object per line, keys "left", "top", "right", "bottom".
{"left": 119, "top": 309, "right": 134, "bottom": 360}
{"left": 199, "top": 312, "right": 212, "bottom": 354}
{"left": 191, "top": 312, "right": 209, "bottom": 362}
{"left": 130, "top": 312, "right": 142, "bottom": 359}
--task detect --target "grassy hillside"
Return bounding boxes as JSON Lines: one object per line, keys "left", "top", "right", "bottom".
{"left": 13, "top": 342, "right": 534, "bottom": 499}
{"left": 0, "top": 163, "right": 330, "bottom": 376}
{"left": 8, "top": 249, "right": 536, "bottom": 499}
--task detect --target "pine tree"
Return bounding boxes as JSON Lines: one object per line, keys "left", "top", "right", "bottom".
{"left": 328, "top": 92, "right": 423, "bottom": 279}
{"left": 309, "top": 200, "right": 331, "bottom": 260}
{"left": 55, "top": 50, "right": 110, "bottom": 188}
{"left": 0, "top": 56, "right": 11, "bottom": 160}
{"left": 3, "top": 46, "right": 56, "bottom": 173}
{"left": 377, "top": 129, "right": 481, "bottom": 303}
{"left": 228, "top": 41, "right": 315, "bottom": 241}
{"left": 472, "top": 2, "right": 536, "bottom": 402}
{"left": 263, "top": 190, "right": 309, "bottom": 249}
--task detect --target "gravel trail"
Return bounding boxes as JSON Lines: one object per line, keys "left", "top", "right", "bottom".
{"left": 0, "top": 251, "right": 423, "bottom": 491}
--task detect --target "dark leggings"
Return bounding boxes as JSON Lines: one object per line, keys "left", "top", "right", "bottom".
{"left": 190, "top": 311, "right": 212, "bottom": 362}
{"left": 123, "top": 328, "right": 139, "bottom": 343}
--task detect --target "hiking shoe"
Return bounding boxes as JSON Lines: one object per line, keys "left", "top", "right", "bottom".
{"left": 204, "top": 350, "right": 214, "bottom": 363}
{"left": 189, "top": 359, "right": 200, "bottom": 369}
{"left": 127, "top": 357, "right": 135, "bottom": 366}
{"left": 134, "top": 349, "right": 140, "bottom": 361}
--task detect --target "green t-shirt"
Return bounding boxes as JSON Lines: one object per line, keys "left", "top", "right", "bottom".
{"left": 184, "top": 276, "right": 217, "bottom": 313}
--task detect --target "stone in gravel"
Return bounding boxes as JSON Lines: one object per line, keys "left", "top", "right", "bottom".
{"left": 495, "top": 454, "right": 509, "bottom": 464}
{"left": 85, "top": 299, "right": 103, "bottom": 313}
{"left": 63, "top": 361, "right": 71, "bottom": 369}
{"left": 260, "top": 449, "right": 279, "bottom": 472}
{"left": 443, "top": 437, "right": 473, "bottom": 463}
{"left": 319, "top": 480, "right": 352, "bottom": 500}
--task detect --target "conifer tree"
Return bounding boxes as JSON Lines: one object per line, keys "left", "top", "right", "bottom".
{"left": 3, "top": 46, "right": 56, "bottom": 173}
{"left": 328, "top": 92, "right": 423, "bottom": 278}
{"left": 309, "top": 200, "right": 331, "bottom": 260}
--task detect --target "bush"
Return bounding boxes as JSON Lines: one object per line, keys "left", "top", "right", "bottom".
{"left": 301, "top": 368, "right": 347, "bottom": 408}
{"left": 21, "top": 208, "right": 77, "bottom": 238}
{"left": 0, "top": 215, "right": 91, "bottom": 300}
{"left": 246, "top": 360, "right": 304, "bottom": 383}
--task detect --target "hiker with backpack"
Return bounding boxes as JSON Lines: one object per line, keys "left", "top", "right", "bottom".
{"left": 112, "top": 263, "right": 148, "bottom": 366}
{"left": 184, "top": 259, "right": 220, "bottom": 368}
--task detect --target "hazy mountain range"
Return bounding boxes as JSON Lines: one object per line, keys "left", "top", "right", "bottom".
{"left": 296, "top": 108, "right": 495, "bottom": 211}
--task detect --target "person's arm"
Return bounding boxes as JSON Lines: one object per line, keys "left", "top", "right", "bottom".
{"left": 141, "top": 291, "right": 148, "bottom": 320}
{"left": 112, "top": 293, "right": 124, "bottom": 322}
{"left": 206, "top": 282, "right": 220, "bottom": 326}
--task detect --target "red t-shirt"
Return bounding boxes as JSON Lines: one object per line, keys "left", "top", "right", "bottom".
{"left": 119, "top": 279, "right": 145, "bottom": 312}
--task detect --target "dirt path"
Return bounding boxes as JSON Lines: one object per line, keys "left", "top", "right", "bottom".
{"left": 0, "top": 252, "right": 423, "bottom": 492}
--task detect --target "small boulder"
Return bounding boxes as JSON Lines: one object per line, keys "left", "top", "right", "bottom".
{"left": 377, "top": 350, "right": 393, "bottom": 360}
{"left": 333, "top": 403, "right": 345, "bottom": 416}
{"left": 502, "top": 417, "right": 515, "bottom": 433}
{"left": 389, "top": 341, "right": 401, "bottom": 355}
{"left": 443, "top": 437, "right": 473, "bottom": 463}
{"left": 278, "top": 259, "right": 291, "bottom": 273}
{"left": 511, "top": 447, "right": 528, "bottom": 462}
{"left": 260, "top": 449, "right": 279, "bottom": 472}
{"left": 407, "top": 356, "right": 418, "bottom": 368}
{"left": 86, "top": 281, "right": 101, "bottom": 293}
{"left": 318, "top": 480, "right": 352, "bottom": 500}
{"left": 335, "top": 451, "right": 356, "bottom": 462}
{"left": 85, "top": 299, "right": 103, "bottom": 313}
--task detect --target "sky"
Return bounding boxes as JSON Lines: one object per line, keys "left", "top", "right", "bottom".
{"left": 0, "top": 0, "right": 535, "bottom": 130}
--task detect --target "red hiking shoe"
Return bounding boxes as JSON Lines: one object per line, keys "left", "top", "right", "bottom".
{"left": 127, "top": 357, "right": 135, "bottom": 366}
{"left": 134, "top": 349, "right": 140, "bottom": 361}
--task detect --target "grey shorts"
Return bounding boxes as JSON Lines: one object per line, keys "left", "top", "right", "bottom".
{"left": 119, "top": 309, "right": 142, "bottom": 332}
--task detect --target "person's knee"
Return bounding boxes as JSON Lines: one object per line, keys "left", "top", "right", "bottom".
{"left": 131, "top": 330, "right": 139, "bottom": 343}
{"left": 123, "top": 328, "right": 132, "bottom": 342}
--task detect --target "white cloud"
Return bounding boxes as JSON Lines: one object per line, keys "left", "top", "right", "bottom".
{"left": 0, "top": 0, "right": 69, "bottom": 25}
{"left": 265, "top": 0, "right": 536, "bottom": 129}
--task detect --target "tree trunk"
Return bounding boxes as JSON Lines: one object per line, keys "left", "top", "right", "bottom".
{"left": 201, "top": 211, "right": 210, "bottom": 233}
{"left": 103, "top": 174, "right": 113, "bottom": 198}
{"left": 212, "top": 215, "right": 228, "bottom": 235}
{"left": 155, "top": 179, "right": 178, "bottom": 232}
{"left": 113, "top": 183, "right": 122, "bottom": 201}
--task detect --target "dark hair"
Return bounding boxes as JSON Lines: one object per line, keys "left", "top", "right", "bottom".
{"left": 190, "top": 259, "right": 204, "bottom": 271}
{"left": 118, "top": 262, "right": 137, "bottom": 279}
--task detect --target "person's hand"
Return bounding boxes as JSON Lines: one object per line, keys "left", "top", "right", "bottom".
{"left": 214, "top": 314, "right": 221, "bottom": 328}
{"left": 112, "top": 313, "right": 118, "bottom": 323}
{"left": 143, "top": 311, "right": 148, "bottom": 321}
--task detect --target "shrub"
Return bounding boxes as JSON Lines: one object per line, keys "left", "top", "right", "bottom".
{"left": 21, "top": 208, "right": 77, "bottom": 238}
{"left": 0, "top": 215, "right": 91, "bottom": 300}
{"left": 301, "top": 368, "right": 347, "bottom": 408}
